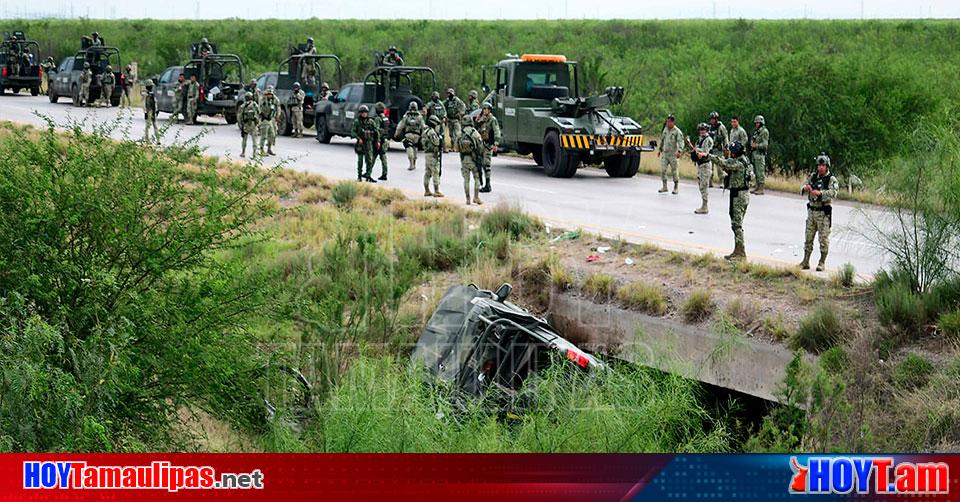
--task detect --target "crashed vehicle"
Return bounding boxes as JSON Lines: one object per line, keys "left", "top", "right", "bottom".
{"left": 413, "top": 283, "right": 602, "bottom": 398}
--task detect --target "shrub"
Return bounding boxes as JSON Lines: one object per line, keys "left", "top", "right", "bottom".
{"left": 582, "top": 273, "right": 617, "bottom": 301}
{"left": 400, "top": 216, "right": 473, "bottom": 271}
{"left": 819, "top": 347, "right": 850, "bottom": 375}
{"left": 724, "top": 297, "right": 761, "bottom": 332}
{"left": 790, "top": 303, "right": 846, "bottom": 353}
{"left": 616, "top": 282, "right": 669, "bottom": 316}
{"left": 680, "top": 290, "right": 714, "bottom": 323}
{"left": 893, "top": 353, "right": 934, "bottom": 390}
{"left": 938, "top": 310, "right": 960, "bottom": 342}
{"left": 924, "top": 275, "right": 960, "bottom": 321}
{"left": 480, "top": 203, "right": 543, "bottom": 240}
{"left": 331, "top": 181, "right": 359, "bottom": 208}
{"left": 834, "top": 263, "right": 856, "bottom": 288}
{"left": 875, "top": 279, "right": 926, "bottom": 337}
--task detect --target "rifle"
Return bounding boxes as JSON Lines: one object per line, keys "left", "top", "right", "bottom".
{"left": 438, "top": 125, "right": 444, "bottom": 177}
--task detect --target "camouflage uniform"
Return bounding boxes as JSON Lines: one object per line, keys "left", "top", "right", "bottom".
{"left": 289, "top": 85, "right": 305, "bottom": 137}
{"left": 185, "top": 77, "right": 200, "bottom": 123}
{"left": 426, "top": 92, "right": 447, "bottom": 140}
{"left": 658, "top": 120, "right": 683, "bottom": 193}
{"left": 729, "top": 124, "right": 748, "bottom": 154}
{"left": 422, "top": 116, "right": 443, "bottom": 196}
{"left": 78, "top": 65, "right": 92, "bottom": 106}
{"left": 383, "top": 48, "right": 404, "bottom": 66}
{"left": 120, "top": 66, "right": 134, "bottom": 107}
{"left": 750, "top": 116, "right": 770, "bottom": 194}
{"left": 709, "top": 148, "right": 753, "bottom": 260}
{"left": 40, "top": 57, "right": 55, "bottom": 95}
{"left": 466, "top": 91, "right": 480, "bottom": 113}
{"left": 318, "top": 83, "right": 332, "bottom": 101}
{"left": 373, "top": 103, "right": 390, "bottom": 180}
{"left": 169, "top": 76, "right": 185, "bottom": 122}
{"left": 476, "top": 104, "right": 501, "bottom": 192}
{"left": 300, "top": 58, "right": 317, "bottom": 87}
{"left": 693, "top": 128, "right": 714, "bottom": 214}
{"left": 394, "top": 103, "right": 424, "bottom": 170}
{"left": 99, "top": 67, "right": 115, "bottom": 107}
{"left": 258, "top": 88, "right": 280, "bottom": 156}
{"left": 351, "top": 107, "right": 380, "bottom": 182}
{"left": 239, "top": 96, "right": 260, "bottom": 158}
{"left": 142, "top": 81, "right": 159, "bottom": 144}
{"left": 458, "top": 116, "right": 485, "bottom": 205}
{"left": 800, "top": 155, "right": 839, "bottom": 271}
{"left": 444, "top": 90, "right": 466, "bottom": 152}
{"left": 708, "top": 115, "right": 728, "bottom": 186}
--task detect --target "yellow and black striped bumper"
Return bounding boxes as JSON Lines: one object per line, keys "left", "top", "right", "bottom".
{"left": 560, "top": 134, "right": 644, "bottom": 150}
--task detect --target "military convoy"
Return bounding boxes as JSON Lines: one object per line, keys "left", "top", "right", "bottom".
{"left": 48, "top": 39, "right": 123, "bottom": 106}
{"left": 271, "top": 52, "right": 342, "bottom": 136}
{"left": 0, "top": 31, "right": 41, "bottom": 96}
{"left": 155, "top": 43, "right": 245, "bottom": 123}
{"left": 481, "top": 54, "right": 649, "bottom": 178}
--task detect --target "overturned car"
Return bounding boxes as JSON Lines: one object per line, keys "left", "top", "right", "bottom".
{"left": 413, "top": 283, "right": 603, "bottom": 397}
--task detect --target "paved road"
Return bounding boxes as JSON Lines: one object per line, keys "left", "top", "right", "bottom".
{"left": 0, "top": 95, "right": 890, "bottom": 276}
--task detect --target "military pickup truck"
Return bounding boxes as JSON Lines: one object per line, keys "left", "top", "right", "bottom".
{"left": 48, "top": 43, "right": 122, "bottom": 106}
{"left": 481, "top": 54, "right": 650, "bottom": 178}
{"left": 0, "top": 31, "right": 41, "bottom": 96}
{"left": 155, "top": 53, "right": 245, "bottom": 124}
{"left": 256, "top": 53, "right": 343, "bottom": 136}
{"left": 314, "top": 65, "right": 436, "bottom": 144}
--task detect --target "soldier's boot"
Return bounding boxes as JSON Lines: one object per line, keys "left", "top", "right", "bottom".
{"left": 267, "top": 146, "right": 276, "bottom": 156}
{"left": 406, "top": 148, "right": 417, "bottom": 170}
{"left": 433, "top": 187, "right": 444, "bottom": 198}
{"left": 378, "top": 172, "right": 388, "bottom": 181}
{"left": 753, "top": 183, "right": 765, "bottom": 195}
{"left": 479, "top": 179, "right": 491, "bottom": 193}
{"left": 799, "top": 249, "right": 812, "bottom": 270}
{"left": 658, "top": 180, "right": 668, "bottom": 193}
{"left": 424, "top": 186, "right": 434, "bottom": 197}
{"left": 724, "top": 243, "right": 746, "bottom": 261}
{"left": 465, "top": 190, "right": 472, "bottom": 205}
{"left": 473, "top": 195, "right": 483, "bottom": 205}
{"left": 672, "top": 182, "right": 679, "bottom": 195}
{"left": 694, "top": 199, "right": 709, "bottom": 215}
{"left": 816, "top": 253, "right": 828, "bottom": 272}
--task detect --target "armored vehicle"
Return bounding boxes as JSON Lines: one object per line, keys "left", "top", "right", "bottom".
{"left": 481, "top": 54, "right": 650, "bottom": 178}
{"left": 0, "top": 31, "right": 41, "bottom": 96}
{"left": 155, "top": 53, "right": 244, "bottom": 124}
{"left": 47, "top": 42, "right": 122, "bottom": 106}
{"left": 314, "top": 65, "right": 436, "bottom": 143}
{"left": 257, "top": 52, "right": 342, "bottom": 136}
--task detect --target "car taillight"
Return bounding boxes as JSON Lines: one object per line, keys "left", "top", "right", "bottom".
{"left": 199, "top": 85, "right": 205, "bottom": 103}
{"left": 566, "top": 348, "right": 589, "bottom": 368}
{"left": 384, "top": 109, "right": 391, "bottom": 118}
{"left": 38, "top": 68, "right": 42, "bottom": 76}
{"left": 1, "top": 68, "right": 6, "bottom": 77}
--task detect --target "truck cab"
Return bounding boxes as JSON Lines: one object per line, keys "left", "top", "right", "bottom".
{"left": 48, "top": 45, "right": 122, "bottom": 106}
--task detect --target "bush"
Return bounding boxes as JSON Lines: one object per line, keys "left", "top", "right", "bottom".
{"left": 480, "top": 203, "right": 543, "bottom": 240}
{"left": 616, "top": 282, "right": 669, "bottom": 316}
{"left": 893, "top": 353, "right": 934, "bottom": 390}
{"left": 680, "top": 289, "right": 714, "bottom": 323}
{"left": 790, "top": 303, "right": 846, "bottom": 353}
{"left": 582, "top": 273, "right": 617, "bottom": 301}
{"left": 875, "top": 279, "right": 926, "bottom": 337}
{"left": 925, "top": 275, "right": 960, "bottom": 321}
{"left": 834, "top": 263, "right": 856, "bottom": 288}
{"left": 331, "top": 181, "right": 358, "bottom": 208}
{"left": 819, "top": 347, "right": 850, "bottom": 375}
{"left": 400, "top": 216, "right": 474, "bottom": 271}
{"left": 938, "top": 310, "right": 960, "bottom": 342}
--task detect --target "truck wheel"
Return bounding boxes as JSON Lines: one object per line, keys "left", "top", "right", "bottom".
{"left": 111, "top": 95, "right": 120, "bottom": 107}
{"left": 224, "top": 113, "right": 238, "bottom": 125}
{"left": 604, "top": 151, "right": 641, "bottom": 178}
{"left": 49, "top": 87, "right": 58, "bottom": 103}
{"left": 316, "top": 115, "right": 331, "bottom": 144}
{"left": 31, "top": 86, "right": 39, "bottom": 96}
{"left": 278, "top": 107, "right": 291, "bottom": 136}
{"left": 0, "top": 85, "right": 5, "bottom": 95}
{"left": 71, "top": 85, "right": 80, "bottom": 106}
{"left": 542, "top": 130, "right": 577, "bottom": 178}
{"left": 532, "top": 148, "right": 543, "bottom": 166}
{"left": 12, "top": 87, "right": 21, "bottom": 94}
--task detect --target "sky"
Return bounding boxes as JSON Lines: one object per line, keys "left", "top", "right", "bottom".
{"left": 0, "top": 0, "right": 955, "bottom": 20}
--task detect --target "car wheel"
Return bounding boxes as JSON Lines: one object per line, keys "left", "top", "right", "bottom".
{"left": 542, "top": 130, "right": 577, "bottom": 178}
{"left": 224, "top": 113, "right": 238, "bottom": 125}
{"left": 277, "top": 107, "right": 291, "bottom": 136}
{"left": 316, "top": 115, "right": 331, "bottom": 144}
{"left": 49, "top": 87, "right": 58, "bottom": 103}
{"left": 532, "top": 148, "right": 543, "bottom": 166}
{"left": 0, "top": 85, "right": 5, "bottom": 95}
{"left": 12, "top": 87, "right": 21, "bottom": 94}
{"left": 111, "top": 95, "right": 120, "bottom": 107}
{"left": 71, "top": 85, "right": 80, "bottom": 106}
{"left": 603, "top": 151, "right": 641, "bottom": 178}
{"left": 31, "top": 86, "right": 39, "bottom": 96}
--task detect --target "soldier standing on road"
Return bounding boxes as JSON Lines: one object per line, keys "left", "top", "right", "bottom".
{"left": 426, "top": 91, "right": 447, "bottom": 146}
{"left": 691, "top": 123, "right": 714, "bottom": 214}
{"left": 458, "top": 116, "right": 485, "bottom": 206}
{"left": 373, "top": 102, "right": 390, "bottom": 180}
{"left": 750, "top": 115, "right": 770, "bottom": 195}
{"left": 120, "top": 65, "right": 134, "bottom": 108}
{"left": 185, "top": 74, "right": 200, "bottom": 124}
{"left": 466, "top": 90, "right": 480, "bottom": 113}
{"left": 799, "top": 153, "right": 839, "bottom": 271}
{"left": 707, "top": 111, "right": 728, "bottom": 187}
{"left": 239, "top": 92, "right": 261, "bottom": 158}
{"left": 708, "top": 142, "right": 753, "bottom": 261}
{"left": 444, "top": 88, "right": 466, "bottom": 152}
{"left": 476, "top": 102, "right": 500, "bottom": 193}
{"left": 394, "top": 101, "right": 424, "bottom": 171}
{"left": 318, "top": 82, "right": 332, "bottom": 101}
{"left": 259, "top": 85, "right": 280, "bottom": 156}
{"left": 40, "top": 56, "right": 55, "bottom": 95}
{"left": 289, "top": 82, "right": 305, "bottom": 138}
{"left": 658, "top": 114, "right": 683, "bottom": 194}
{"left": 78, "top": 62, "right": 92, "bottom": 107}
{"left": 99, "top": 64, "right": 115, "bottom": 107}
{"left": 169, "top": 73, "right": 185, "bottom": 123}
{"left": 142, "top": 79, "right": 160, "bottom": 144}
{"left": 351, "top": 105, "right": 380, "bottom": 183}
{"left": 728, "top": 116, "right": 748, "bottom": 157}
{"left": 422, "top": 115, "right": 444, "bottom": 198}
{"left": 245, "top": 79, "right": 261, "bottom": 104}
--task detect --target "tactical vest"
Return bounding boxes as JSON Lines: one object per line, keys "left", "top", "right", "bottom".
{"left": 692, "top": 136, "right": 711, "bottom": 164}
{"left": 241, "top": 103, "right": 258, "bottom": 122}
{"left": 459, "top": 128, "right": 480, "bottom": 154}
{"left": 260, "top": 99, "right": 278, "bottom": 120}
{"left": 807, "top": 172, "right": 835, "bottom": 207}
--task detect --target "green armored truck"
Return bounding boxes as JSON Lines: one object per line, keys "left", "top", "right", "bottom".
{"left": 481, "top": 54, "right": 650, "bottom": 178}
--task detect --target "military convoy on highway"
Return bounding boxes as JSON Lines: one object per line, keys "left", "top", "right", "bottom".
{"left": 155, "top": 43, "right": 245, "bottom": 124}
{"left": 47, "top": 38, "right": 123, "bottom": 106}
{"left": 1, "top": 31, "right": 41, "bottom": 96}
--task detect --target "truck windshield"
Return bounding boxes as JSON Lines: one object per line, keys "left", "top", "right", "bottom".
{"left": 513, "top": 63, "right": 570, "bottom": 98}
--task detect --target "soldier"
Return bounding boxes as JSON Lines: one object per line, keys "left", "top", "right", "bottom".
{"left": 690, "top": 122, "right": 714, "bottom": 214}
{"left": 426, "top": 91, "right": 446, "bottom": 130}
{"left": 142, "top": 79, "right": 160, "bottom": 144}
{"left": 658, "top": 113, "right": 683, "bottom": 194}
{"left": 185, "top": 74, "right": 200, "bottom": 124}
{"left": 394, "top": 101, "right": 424, "bottom": 171}
{"left": 300, "top": 54, "right": 317, "bottom": 88}
{"left": 422, "top": 115, "right": 444, "bottom": 197}
{"left": 40, "top": 56, "right": 55, "bottom": 95}
{"left": 90, "top": 32, "right": 104, "bottom": 46}
{"left": 198, "top": 37, "right": 214, "bottom": 57}
{"left": 707, "top": 111, "right": 728, "bottom": 187}
{"left": 458, "top": 116, "right": 485, "bottom": 205}
{"left": 304, "top": 37, "right": 317, "bottom": 55}
{"left": 708, "top": 142, "right": 753, "bottom": 261}
{"left": 466, "top": 90, "right": 480, "bottom": 113}
{"left": 799, "top": 153, "right": 839, "bottom": 271}
{"left": 383, "top": 46, "right": 404, "bottom": 66}
{"left": 475, "top": 102, "right": 501, "bottom": 193}
{"left": 728, "top": 116, "right": 748, "bottom": 156}
{"left": 289, "top": 82, "right": 305, "bottom": 137}
{"left": 373, "top": 102, "right": 390, "bottom": 180}
{"left": 750, "top": 115, "right": 770, "bottom": 195}
{"left": 244, "top": 79, "right": 262, "bottom": 104}
{"left": 318, "top": 82, "right": 332, "bottom": 101}
{"left": 259, "top": 85, "right": 280, "bottom": 156}
{"left": 351, "top": 104, "right": 380, "bottom": 183}
{"left": 120, "top": 65, "right": 134, "bottom": 108}
{"left": 444, "top": 88, "right": 466, "bottom": 152}
{"left": 238, "top": 92, "right": 260, "bottom": 158}
{"left": 169, "top": 73, "right": 185, "bottom": 123}
{"left": 99, "top": 64, "right": 115, "bottom": 107}
{"left": 78, "top": 62, "right": 92, "bottom": 107}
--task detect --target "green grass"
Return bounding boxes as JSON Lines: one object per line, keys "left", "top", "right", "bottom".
{"left": 330, "top": 180, "right": 358, "bottom": 208}
{"left": 893, "top": 353, "right": 934, "bottom": 390}
{"left": 480, "top": 203, "right": 543, "bottom": 240}
{"left": 680, "top": 289, "right": 714, "bottom": 323}
{"left": 582, "top": 272, "right": 617, "bottom": 301}
{"left": 834, "top": 263, "right": 856, "bottom": 288}
{"left": 790, "top": 303, "right": 846, "bottom": 353}
{"left": 939, "top": 310, "right": 960, "bottom": 342}
{"left": 616, "top": 282, "right": 669, "bottom": 316}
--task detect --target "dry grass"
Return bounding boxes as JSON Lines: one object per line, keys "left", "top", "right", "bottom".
{"left": 582, "top": 272, "right": 617, "bottom": 301}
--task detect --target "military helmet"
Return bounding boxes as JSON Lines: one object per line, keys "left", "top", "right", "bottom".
{"left": 92, "top": 31, "right": 99, "bottom": 37}
{"left": 729, "top": 141, "right": 744, "bottom": 157}
{"left": 358, "top": 104, "right": 370, "bottom": 114}
{"left": 816, "top": 153, "right": 831, "bottom": 167}
{"left": 201, "top": 37, "right": 208, "bottom": 43}
{"left": 709, "top": 111, "right": 720, "bottom": 120}
{"left": 481, "top": 101, "right": 493, "bottom": 110}
{"left": 265, "top": 85, "right": 274, "bottom": 94}
{"left": 105, "top": 64, "right": 112, "bottom": 71}
{"left": 249, "top": 78, "right": 257, "bottom": 85}
{"left": 446, "top": 87, "right": 455, "bottom": 95}
{"left": 469, "top": 90, "right": 478, "bottom": 98}
{"left": 666, "top": 113, "right": 676, "bottom": 121}
{"left": 83, "top": 62, "right": 90, "bottom": 69}
{"left": 408, "top": 101, "right": 419, "bottom": 111}
{"left": 431, "top": 90, "right": 440, "bottom": 100}
{"left": 461, "top": 115, "right": 473, "bottom": 126}
{"left": 428, "top": 115, "right": 441, "bottom": 127}
{"left": 697, "top": 122, "right": 708, "bottom": 131}
{"left": 244, "top": 92, "right": 254, "bottom": 101}
{"left": 754, "top": 115, "right": 765, "bottom": 125}
{"left": 321, "top": 81, "right": 329, "bottom": 89}
{"left": 144, "top": 79, "right": 154, "bottom": 88}
{"left": 375, "top": 101, "right": 385, "bottom": 112}
{"left": 307, "top": 36, "right": 314, "bottom": 43}
{"left": 292, "top": 81, "right": 301, "bottom": 89}
{"left": 389, "top": 45, "right": 397, "bottom": 51}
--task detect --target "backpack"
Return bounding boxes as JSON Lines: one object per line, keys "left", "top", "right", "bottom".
{"left": 458, "top": 129, "right": 476, "bottom": 153}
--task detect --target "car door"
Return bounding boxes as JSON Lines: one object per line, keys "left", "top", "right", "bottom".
{"left": 156, "top": 67, "right": 181, "bottom": 112}
{"left": 330, "top": 84, "right": 353, "bottom": 133}
{"left": 342, "top": 84, "right": 364, "bottom": 134}
{"left": 53, "top": 57, "right": 73, "bottom": 95}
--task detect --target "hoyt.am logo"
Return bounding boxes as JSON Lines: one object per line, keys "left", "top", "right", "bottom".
{"left": 789, "top": 456, "right": 949, "bottom": 495}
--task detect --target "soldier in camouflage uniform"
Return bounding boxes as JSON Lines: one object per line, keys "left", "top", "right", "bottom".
{"left": 239, "top": 92, "right": 260, "bottom": 158}
{"left": 708, "top": 141, "right": 753, "bottom": 261}
{"left": 707, "top": 111, "right": 728, "bottom": 187}
{"left": 799, "top": 153, "right": 839, "bottom": 271}
{"left": 98, "top": 64, "right": 115, "bottom": 107}
{"left": 466, "top": 90, "right": 480, "bottom": 113}
{"left": 169, "top": 73, "right": 185, "bottom": 122}
{"left": 185, "top": 74, "right": 200, "bottom": 123}
{"left": 382, "top": 46, "right": 404, "bottom": 66}
{"left": 351, "top": 104, "right": 380, "bottom": 183}
{"left": 198, "top": 37, "right": 214, "bottom": 57}
{"left": 78, "top": 62, "right": 92, "bottom": 107}
{"left": 40, "top": 56, "right": 55, "bottom": 95}
{"left": 658, "top": 114, "right": 683, "bottom": 194}
{"left": 444, "top": 88, "right": 466, "bottom": 152}
{"left": 318, "top": 82, "right": 332, "bottom": 101}
{"left": 750, "top": 115, "right": 770, "bottom": 195}
{"left": 373, "top": 102, "right": 390, "bottom": 180}
{"left": 691, "top": 123, "right": 714, "bottom": 214}
{"left": 289, "top": 82, "right": 305, "bottom": 137}
{"left": 142, "top": 79, "right": 160, "bottom": 144}
{"left": 458, "top": 115, "right": 485, "bottom": 206}
{"left": 259, "top": 85, "right": 280, "bottom": 156}
{"left": 426, "top": 91, "right": 447, "bottom": 150}
{"left": 394, "top": 101, "right": 424, "bottom": 171}
{"left": 728, "top": 116, "right": 748, "bottom": 158}
{"left": 476, "top": 102, "right": 501, "bottom": 193}
{"left": 244, "top": 79, "right": 261, "bottom": 104}
{"left": 422, "top": 115, "right": 444, "bottom": 197}
{"left": 120, "top": 65, "right": 134, "bottom": 108}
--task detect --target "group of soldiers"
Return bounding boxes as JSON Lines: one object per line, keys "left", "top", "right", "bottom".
{"left": 235, "top": 84, "right": 284, "bottom": 158}
{"left": 659, "top": 112, "right": 837, "bottom": 270}
{"left": 3, "top": 34, "right": 34, "bottom": 77}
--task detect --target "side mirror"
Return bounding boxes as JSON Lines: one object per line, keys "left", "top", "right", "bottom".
{"left": 494, "top": 283, "right": 512, "bottom": 302}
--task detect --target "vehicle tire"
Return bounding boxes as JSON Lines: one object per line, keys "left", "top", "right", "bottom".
{"left": 0, "top": 85, "right": 4, "bottom": 95}
{"left": 71, "top": 84, "right": 80, "bottom": 106}
{"left": 49, "top": 87, "right": 58, "bottom": 103}
{"left": 396, "top": 96, "right": 424, "bottom": 118}
{"left": 31, "top": 86, "right": 39, "bottom": 96}
{"left": 111, "top": 95, "right": 120, "bottom": 107}
{"left": 315, "top": 115, "right": 331, "bottom": 144}
{"left": 224, "top": 112, "right": 238, "bottom": 125}
{"left": 603, "top": 151, "right": 641, "bottom": 178}
{"left": 277, "top": 107, "right": 291, "bottom": 136}
{"left": 542, "top": 130, "right": 577, "bottom": 178}
{"left": 12, "top": 87, "right": 21, "bottom": 94}
{"left": 532, "top": 148, "right": 543, "bottom": 166}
